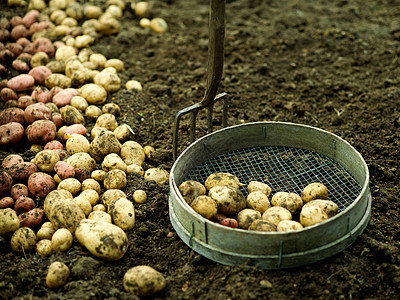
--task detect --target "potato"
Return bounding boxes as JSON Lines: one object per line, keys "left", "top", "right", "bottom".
{"left": 28, "top": 172, "right": 56, "bottom": 199}
{"left": 66, "top": 152, "right": 96, "bottom": 172}
{"left": 133, "top": 189, "right": 147, "bottom": 204}
{"left": 178, "top": 180, "right": 206, "bottom": 205}
{"left": 2, "top": 154, "right": 23, "bottom": 168}
{"left": 98, "top": 17, "right": 120, "bottom": 35}
{"left": 237, "top": 208, "right": 261, "bottom": 229}
{"left": 1, "top": 88, "right": 18, "bottom": 103}
{"left": 37, "top": 222, "right": 55, "bottom": 240}
{"left": 81, "top": 178, "right": 101, "bottom": 194}
{"left": 85, "top": 105, "right": 103, "bottom": 120}
{"left": 51, "top": 228, "right": 73, "bottom": 251}
{"left": 0, "top": 122, "right": 25, "bottom": 144}
{"left": 46, "top": 261, "right": 70, "bottom": 289}
{"left": 91, "top": 126, "right": 109, "bottom": 138}
{"left": 24, "top": 103, "right": 51, "bottom": 124}
{"left": 143, "top": 168, "right": 169, "bottom": 184}
{"left": 80, "top": 83, "right": 107, "bottom": 105}
{"left": 0, "top": 197, "right": 14, "bottom": 209}
{"left": 48, "top": 199, "right": 86, "bottom": 233}
{"left": 7, "top": 74, "right": 35, "bottom": 91}
{"left": 15, "top": 195, "right": 35, "bottom": 214}
{"left": 26, "top": 119, "right": 57, "bottom": 144}
{"left": 133, "top": 1, "right": 152, "bottom": 18}
{"left": 301, "top": 182, "right": 329, "bottom": 203}
{"left": 220, "top": 218, "right": 239, "bottom": 228}
{"left": 60, "top": 105, "right": 85, "bottom": 125}
{"left": 246, "top": 191, "right": 271, "bottom": 214}
{"left": 75, "top": 219, "right": 128, "bottom": 260}
{"left": 70, "top": 96, "right": 88, "bottom": 111}
{"left": 123, "top": 266, "right": 166, "bottom": 297}
{"left": 247, "top": 181, "right": 272, "bottom": 197}
{"left": 262, "top": 206, "right": 292, "bottom": 227}
{"left": 45, "top": 73, "right": 71, "bottom": 89}
{"left": 74, "top": 35, "right": 95, "bottom": 48}
{"left": 44, "top": 140, "right": 63, "bottom": 150}
{"left": 43, "top": 189, "right": 73, "bottom": 216}
{"left": 52, "top": 88, "right": 80, "bottom": 107}
{"left": 126, "top": 164, "right": 144, "bottom": 176}
{"left": 88, "top": 210, "right": 111, "bottom": 223}
{"left": 36, "top": 239, "right": 53, "bottom": 256}
{"left": 11, "top": 226, "right": 37, "bottom": 252}
{"left": 205, "top": 172, "right": 242, "bottom": 190}
{"left": 120, "top": 141, "right": 145, "bottom": 166}
{"left": 91, "top": 169, "right": 107, "bottom": 181}
{"left": 58, "top": 178, "right": 81, "bottom": 196}
{"left": 55, "top": 45, "right": 76, "bottom": 61}
{"left": 208, "top": 185, "right": 246, "bottom": 215}
{"left": 143, "top": 145, "right": 155, "bottom": 159}
{"left": 7, "top": 162, "right": 37, "bottom": 180}
{"left": 90, "top": 130, "right": 121, "bottom": 162}
{"left": 104, "top": 58, "right": 124, "bottom": 71}
{"left": 302, "top": 199, "right": 338, "bottom": 218}
{"left": 65, "top": 133, "right": 90, "bottom": 155}
{"left": 32, "top": 149, "right": 60, "bottom": 172}
{"left": 31, "top": 144, "right": 44, "bottom": 153}
{"left": 28, "top": 66, "right": 52, "bottom": 85}
{"left": 277, "top": 220, "right": 304, "bottom": 232}
{"left": 190, "top": 195, "right": 217, "bottom": 220}
{"left": 79, "top": 189, "right": 99, "bottom": 206}
{"left": 101, "top": 189, "right": 127, "bottom": 207}
{"left": 0, "top": 208, "right": 20, "bottom": 237}
{"left": 54, "top": 161, "right": 75, "bottom": 180}
{"left": 102, "top": 153, "right": 127, "bottom": 172}
{"left": 248, "top": 219, "right": 277, "bottom": 232}
{"left": 92, "top": 204, "right": 106, "bottom": 212}
{"left": 62, "top": 123, "right": 87, "bottom": 140}
{"left": 94, "top": 71, "right": 121, "bottom": 92}
{"left": 271, "top": 192, "right": 303, "bottom": 215}
{"left": 95, "top": 113, "right": 118, "bottom": 131}
{"left": 300, "top": 206, "right": 329, "bottom": 227}
{"left": 108, "top": 198, "right": 135, "bottom": 231}
{"left": 104, "top": 169, "right": 127, "bottom": 190}
{"left": 18, "top": 96, "right": 36, "bottom": 109}
{"left": 150, "top": 18, "right": 168, "bottom": 33}
{"left": 125, "top": 79, "right": 142, "bottom": 91}
{"left": 0, "top": 107, "right": 25, "bottom": 125}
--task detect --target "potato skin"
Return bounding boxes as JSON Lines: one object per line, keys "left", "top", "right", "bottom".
{"left": 0, "top": 107, "right": 25, "bottom": 125}
{"left": 0, "top": 122, "right": 25, "bottom": 144}
{"left": 248, "top": 219, "right": 277, "bottom": 232}
{"left": 2, "top": 154, "right": 23, "bottom": 169}
{"left": 26, "top": 119, "right": 57, "bottom": 144}
{"left": 7, "top": 162, "right": 37, "bottom": 180}
{"left": 28, "top": 172, "right": 56, "bottom": 199}
{"left": 19, "top": 208, "right": 44, "bottom": 228}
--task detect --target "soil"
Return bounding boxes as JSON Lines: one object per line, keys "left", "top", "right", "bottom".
{"left": 1, "top": 0, "right": 400, "bottom": 299}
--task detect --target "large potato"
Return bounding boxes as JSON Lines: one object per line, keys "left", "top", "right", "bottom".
{"left": 120, "top": 141, "right": 145, "bottom": 166}
{"left": 204, "top": 172, "right": 242, "bottom": 190}
{"left": 301, "top": 182, "right": 329, "bottom": 203}
{"left": 28, "top": 172, "right": 56, "bottom": 199}
{"left": 123, "top": 266, "right": 166, "bottom": 297}
{"left": 143, "top": 168, "right": 169, "bottom": 184}
{"left": 262, "top": 206, "right": 292, "bottom": 227}
{"left": 75, "top": 219, "right": 128, "bottom": 261}
{"left": 108, "top": 198, "right": 135, "bottom": 231}
{"left": 43, "top": 189, "right": 73, "bottom": 216}
{"left": 0, "top": 208, "right": 20, "bottom": 237}
{"left": 208, "top": 185, "right": 246, "bottom": 215}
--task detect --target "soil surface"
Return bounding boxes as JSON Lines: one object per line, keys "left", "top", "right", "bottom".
{"left": 1, "top": 0, "right": 400, "bottom": 299}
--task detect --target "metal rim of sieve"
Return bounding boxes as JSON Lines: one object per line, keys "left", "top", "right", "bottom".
{"left": 169, "top": 121, "right": 371, "bottom": 269}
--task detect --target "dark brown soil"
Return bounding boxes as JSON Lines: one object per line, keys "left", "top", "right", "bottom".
{"left": 1, "top": 0, "right": 400, "bottom": 299}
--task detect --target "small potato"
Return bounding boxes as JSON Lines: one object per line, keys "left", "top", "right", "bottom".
{"left": 0, "top": 208, "right": 20, "bottom": 237}
{"left": 120, "top": 141, "right": 145, "bottom": 166}
{"left": 51, "top": 228, "right": 73, "bottom": 251}
{"left": 79, "top": 189, "right": 99, "bottom": 206}
{"left": 302, "top": 199, "right": 338, "bottom": 218}
{"left": 133, "top": 190, "right": 147, "bottom": 204}
{"left": 102, "top": 153, "right": 127, "bottom": 172}
{"left": 80, "top": 83, "right": 107, "bottom": 105}
{"left": 208, "top": 185, "right": 246, "bottom": 215}
{"left": 125, "top": 79, "right": 142, "bottom": 91}
{"left": 248, "top": 219, "right": 277, "bottom": 232}
{"left": 66, "top": 152, "right": 96, "bottom": 172}
{"left": 247, "top": 181, "right": 272, "bottom": 197}
{"left": 150, "top": 18, "right": 168, "bottom": 34}
{"left": 36, "top": 239, "right": 53, "bottom": 256}
{"left": 101, "top": 189, "right": 127, "bottom": 207}
{"left": 204, "top": 172, "right": 242, "bottom": 190}
{"left": 58, "top": 178, "right": 81, "bottom": 196}
{"left": 144, "top": 168, "right": 169, "bottom": 184}
{"left": 95, "top": 113, "right": 118, "bottom": 131}
{"left": 262, "top": 206, "right": 292, "bottom": 227}
{"left": 104, "top": 58, "right": 124, "bottom": 71}
{"left": 37, "top": 223, "right": 55, "bottom": 240}
{"left": 11, "top": 227, "right": 37, "bottom": 253}
{"left": 300, "top": 206, "right": 329, "bottom": 227}
{"left": 91, "top": 126, "right": 109, "bottom": 138}
{"left": 113, "top": 125, "right": 131, "bottom": 142}
{"left": 104, "top": 169, "right": 127, "bottom": 190}
{"left": 88, "top": 210, "right": 111, "bottom": 223}
{"left": 73, "top": 196, "right": 92, "bottom": 216}
{"left": 126, "top": 164, "right": 144, "bottom": 176}
{"left": 143, "top": 145, "right": 155, "bottom": 159}
{"left": 271, "top": 192, "right": 303, "bottom": 215}
{"left": 82, "top": 178, "right": 101, "bottom": 194}
{"left": 277, "top": 220, "right": 304, "bottom": 232}
{"left": 62, "top": 124, "right": 87, "bottom": 140}
{"left": 55, "top": 45, "right": 76, "bottom": 62}
{"left": 190, "top": 195, "right": 217, "bottom": 220}
{"left": 92, "top": 204, "right": 106, "bottom": 212}
{"left": 98, "top": 16, "right": 120, "bottom": 35}
{"left": 60, "top": 105, "right": 85, "bottom": 125}
{"left": 123, "top": 266, "right": 166, "bottom": 297}
{"left": 28, "top": 172, "right": 56, "bottom": 199}
{"left": 89, "top": 130, "right": 121, "bottom": 162}
{"left": 14, "top": 195, "right": 35, "bottom": 214}
{"left": 46, "top": 261, "right": 70, "bottom": 289}
{"left": 246, "top": 191, "right": 271, "bottom": 214}
{"left": 74, "top": 168, "right": 91, "bottom": 183}
{"left": 94, "top": 71, "right": 121, "bottom": 92}
{"left": 52, "top": 88, "right": 80, "bottom": 107}
{"left": 91, "top": 170, "right": 107, "bottom": 181}
{"left": 85, "top": 105, "right": 103, "bottom": 119}
{"left": 301, "top": 182, "right": 329, "bottom": 203}
{"left": 0, "top": 197, "right": 14, "bottom": 209}
{"left": 108, "top": 198, "right": 135, "bottom": 231}
{"left": 237, "top": 208, "right": 261, "bottom": 229}
{"left": 178, "top": 180, "right": 206, "bottom": 205}
{"left": 66, "top": 134, "right": 90, "bottom": 154}
{"left": 70, "top": 96, "right": 88, "bottom": 111}
{"left": 220, "top": 218, "right": 239, "bottom": 228}
{"left": 32, "top": 149, "right": 60, "bottom": 172}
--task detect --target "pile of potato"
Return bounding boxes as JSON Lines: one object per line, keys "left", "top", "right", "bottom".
{"left": 179, "top": 173, "right": 339, "bottom": 232}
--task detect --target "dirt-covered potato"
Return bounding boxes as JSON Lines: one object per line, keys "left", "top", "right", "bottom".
{"left": 78, "top": 189, "right": 99, "bottom": 206}
{"left": 60, "top": 105, "right": 85, "bottom": 125}
{"left": 48, "top": 199, "right": 86, "bottom": 233}
{"left": 95, "top": 113, "right": 118, "bottom": 131}
{"left": 90, "top": 130, "right": 121, "bottom": 162}
{"left": 70, "top": 96, "right": 88, "bottom": 111}
{"left": 123, "top": 265, "right": 166, "bottom": 297}
{"left": 31, "top": 149, "right": 60, "bottom": 172}
{"left": 19, "top": 207, "right": 44, "bottom": 229}
{"left": 88, "top": 210, "right": 112, "bottom": 223}
{"left": 91, "top": 170, "right": 107, "bottom": 181}
{"left": 46, "top": 261, "right": 70, "bottom": 289}
{"left": 113, "top": 124, "right": 131, "bottom": 142}
{"left": 43, "top": 189, "right": 73, "bottom": 216}
{"left": 11, "top": 227, "right": 37, "bottom": 253}
{"left": 80, "top": 83, "right": 107, "bottom": 105}
{"left": 54, "top": 161, "right": 75, "bottom": 180}
{"left": 36, "top": 239, "right": 53, "bottom": 256}
{"left": 37, "top": 222, "right": 55, "bottom": 240}
{"left": 85, "top": 105, "right": 103, "bottom": 120}
{"left": 66, "top": 152, "right": 96, "bottom": 172}
{"left": 65, "top": 133, "right": 90, "bottom": 154}
{"left": 247, "top": 181, "right": 272, "bottom": 197}
{"left": 108, "top": 198, "right": 135, "bottom": 231}
{"left": 51, "top": 228, "right": 73, "bottom": 252}
{"left": 45, "top": 73, "right": 71, "bottom": 89}
{"left": 126, "top": 164, "right": 144, "bottom": 176}
{"left": 248, "top": 219, "right": 277, "bottom": 232}
{"left": 101, "top": 189, "right": 127, "bottom": 207}
{"left": 104, "top": 58, "right": 124, "bottom": 71}
{"left": 300, "top": 206, "right": 329, "bottom": 227}
{"left": 144, "top": 167, "right": 169, "bottom": 184}
{"left": 178, "top": 180, "right": 206, "bottom": 205}
{"left": 277, "top": 220, "right": 304, "bottom": 232}
{"left": 237, "top": 208, "right": 261, "bottom": 229}
{"left": 0, "top": 171, "right": 13, "bottom": 197}
{"left": 301, "top": 182, "right": 329, "bottom": 203}
{"left": 0, "top": 197, "right": 14, "bottom": 209}
{"left": 58, "top": 178, "right": 81, "bottom": 196}
{"left": 262, "top": 206, "right": 292, "bottom": 227}
{"left": 94, "top": 71, "right": 121, "bottom": 92}
{"left": 143, "top": 145, "right": 155, "bottom": 159}
{"left": 246, "top": 191, "right": 271, "bottom": 214}
{"left": 271, "top": 192, "right": 303, "bottom": 215}
{"left": 7, "top": 162, "right": 37, "bottom": 180}
{"left": 75, "top": 219, "right": 128, "bottom": 260}
{"left": 120, "top": 141, "right": 145, "bottom": 166}
{"left": 0, "top": 208, "right": 20, "bottom": 237}
{"left": 0, "top": 122, "right": 25, "bottom": 145}
{"left": 104, "top": 169, "right": 127, "bottom": 190}
{"left": 101, "top": 153, "right": 127, "bottom": 172}
{"left": 190, "top": 195, "right": 218, "bottom": 220}
{"left": 132, "top": 189, "right": 147, "bottom": 204}
{"left": 28, "top": 172, "right": 56, "bottom": 199}
{"left": 204, "top": 172, "right": 242, "bottom": 190}
{"left": 208, "top": 185, "right": 246, "bottom": 215}
{"left": 302, "top": 199, "right": 338, "bottom": 218}
{"left": 73, "top": 196, "right": 92, "bottom": 216}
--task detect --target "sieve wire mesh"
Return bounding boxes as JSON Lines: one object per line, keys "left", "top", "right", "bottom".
{"left": 184, "top": 146, "right": 362, "bottom": 212}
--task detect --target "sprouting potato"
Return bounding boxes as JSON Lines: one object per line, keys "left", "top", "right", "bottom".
{"left": 247, "top": 181, "right": 272, "bottom": 197}
{"left": 246, "top": 191, "right": 271, "bottom": 214}
{"left": 271, "top": 192, "right": 303, "bottom": 215}
{"left": 143, "top": 145, "right": 155, "bottom": 159}
{"left": 190, "top": 195, "right": 218, "bottom": 220}
{"left": 204, "top": 172, "right": 242, "bottom": 190}
{"left": 248, "top": 219, "right": 277, "bottom": 232}
{"left": 300, "top": 206, "right": 329, "bottom": 227}
{"left": 237, "top": 208, "right": 261, "bottom": 229}
{"left": 303, "top": 199, "right": 338, "bottom": 218}
{"left": 178, "top": 180, "right": 206, "bottom": 205}
{"left": 301, "top": 182, "right": 328, "bottom": 203}
{"left": 208, "top": 185, "right": 246, "bottom": 215}
{"left": 262, "top": 206, "right": 292, "bottom": 227}
{"left": 277, "top": 220, "right": 303, "bottom": 232}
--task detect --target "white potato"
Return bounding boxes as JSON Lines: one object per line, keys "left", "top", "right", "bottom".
{"left": 144, "top": 168, "right": 169, "bottom": 184}
{"left": 95, "top": 113, "right": 118, "bottom": 131}
{"left": 85, "top": 105, "right": 103, "bottom": 120}
{"left": 132, "top": 190, "right": 147, "bottom": 204}
{"left": 92, "top": 204, "right": 107, "bottom": 212}
{"left": 125, "top": 79, "right": 142, "bottom": 91}
{"left": 113, "top": 125, "right": 131, "bottom": 142}
{"left": 108, "top": 198, "right": 135, "bottom": 231}
{"left": 66, "top": 134, "right": 90, "bottom": 154}
{"left": 94, "top": 72, "right": 121, "bottom": 92}
{"left": 37, "top": 222, "right": 55, "bottom": 240}
{"left": 58, "top": 178, "right": 81, "bottom": 196}
{"left": 247, "top": 181, "right": 272, "bottom": 197}
{"left": 102, "top": 153, "right": 127, "bottom": 172}
{"left": 46, "top": 261, "right": 70, "bottom": 289}
{"left": 91, "top": 170, "right": 107, "bottom": 181}
{"left": 126, "top": 164, "right": 144, "bottom": 176}
{"left": 73, "top": 196, "right": 92, "bottom": 216}
{"left": 237, "top": 208, "right": 261, "bottom": 229}
{"left": 300, "top": 206, "right": 329, "bottom": 227}
{"left": 89, "top": 131, "right": 121, "bottom": 162}
{"left": 0, "top": 208, "right": 20, "bottom": 237}
{"left": 66, "top": 152, "right": 96, "bottom": 172}
{"left": 88, "top": 210, "right": 112, "bottom": 223}
{"left": 44, "top": 189, "right": 73, "bottom": 217}
{"left": 79, "top": 189, "right": 99, "bottom": 206}
{"left": 301, "top": 182, "right": 329, "bottom": 203}
{"left": 271, "top": 192, "right": 303, "bottom": 215}
{"left": 48, "top": 200, "right": 86, "bottom": 233}
{"left": 302, "top": 199, "right": 338, "bottom": 218}
{"left": 277, "top": 220, "right": 304, "bottom": 232}
{"left": 120, "top": 141, "right": 145, "bottom": 166}
{"left": 190, "top": 195, "right": 218, "bottom": 220}
{"left": 11, "top": 227, "right": 37, "bottom": 253}
{"left": 101, "top": 189, "right": 127, "bottom": 207}
{"left": 80, "top": 83, "right": 107, "bottom": 105}
{"left": 208, "top": 185, "right": 246, "bottom": 215}
{"left": 36, "top": 239, "right": 53, "bottom": 256}
{"left": 32, "top": 150, "right": 60, "bottom": 173}
{"left": 51, "top": 228, "right": 73, "bottom": 252}
{"left": 70, "top": 96, "right": 89, "bottom": 111}
{"left": 248, "top": 219, "right": 277, "bottom": 232}
{"left": 205, "top": 172, "right": 242, "bottom": 190}
{"left": 262, "top": 206, "right": 292, "bottom": 227}
{"left": 123, "top": 265, "right": 166, "bottom": 297}
{"left": 104, "top": 169, "right": 127, "bottom": 190}
{"left": 246, "top": 191, "right": 271, "bottom": 214}
{"left": 178, "top": 180, "right": 206, "bottom": 205}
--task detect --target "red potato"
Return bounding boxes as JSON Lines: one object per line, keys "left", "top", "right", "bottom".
{"left": 15, "top": 195, "right": 35, "bottom": 214}
{"left": 7, "top": 74, "right": 35, "bottom": 91}
{"left": 0, "top": 122, "right": 25, "bottom": 144}
{"left": 1, "top": 154, "right": 23, "bottom": 168}
{"left": 16, "top": 37, "right": 30, "bottom": 47}
{"left": 0, "top": 170, "right": 13, "bottom": 197}
{"left": 31, "top": 86, "right": 51, "bottom": 103}
{"left": 0, "top": 29, "right": 10, "bottom": 43}
{"left": 1, "top": 88, "right": 18, "bottom": 102}
{"left": 18, "top": 95, "right": 36, "bottom": 109}
{"left": 10, "top": 183, "right": 29, "bottom": 200}
{"left": 28, "top": 172, "right": 56, "bottom": 199}
{"left": 54, "top": 149, "right": 69, "bottom": 161}
{"left": 74, "top": 167, "right": 91, "bottom": 182}
{"left": 0, "top": 49, "right": 14, "bottom": 63}
{"left": 0, "top": 18, "right": 10, "bottom": 29}
{"left": 6, "top": 43, "right": 23, "bottom": 57}
{"left": 220, "top": 218, "right": 239, "bottom": 228}
{"left": 7, "top": 162, "right": 37, "bottom": 180}
{"left": 0, "top": 64, "right": 6, "bottom": 76}
{"left": 51, "top": 113, "right": 63, "bottom": 128}
{"left": 62, "top": 124, "right": 87, "bottom": 140}
{"left": 54, "top": 161, "right": 75, "bottom": 180}
{"left": 24, "top": 102, "right": 52, "bottom": 124}
{"left": 17, "top": 52, "right": 32, "bottom": 62}
{"left": 28, "top": 21, "right": 51, "bottom": 36}
{"left": 19, "top": 208, "right": 44, "bottom": 228}
{"left": 0, "top": 197, "right": 14, "bottom": 209}
{"left": 29, "top": 66, "right": 52, "bottom": 86}
{"left": 22, "top": 10, "right": 40, "bottom": 28}
{"left": 26, "top": 119, "right": 57, "bottom": 144}
{"left": 52, "top": 88, "right": 79, "bottom": 107}
{"left": 0, "top": 107, "right": 25, "bottom": 125}
{"left": 31, "top": 37, "right": 55, "bottom": 57}
{"left": 10, "top": 16, "right": 23, "bottom": 27}
{"left": 10, "top": 24, "right": 28, "bottom": 41}
{"left": 12, "top": 59, "right": 30, "bottom": 72}
{"left": 50, "top": 86, "right": 63, "bottom": 97}
{"left": 44, "top": 140, "right": 63, "bottom": 150}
